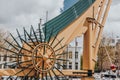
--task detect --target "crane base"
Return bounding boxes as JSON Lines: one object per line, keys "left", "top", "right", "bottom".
{"left": 81, "top": 77, "right": 94, "bottom": 80}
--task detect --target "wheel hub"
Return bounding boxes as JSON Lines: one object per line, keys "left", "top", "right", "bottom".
{"left": 32, "top": 43, "right": 56, "bottom": 73}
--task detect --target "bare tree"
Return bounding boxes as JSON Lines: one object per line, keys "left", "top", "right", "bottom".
{"left": 0, "top": 29, "right": 11, "bottom": 51}
{"left": 97, "top": 34, "right": 116, "bottom": 71}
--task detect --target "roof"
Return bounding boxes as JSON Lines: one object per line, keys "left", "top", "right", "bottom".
{"left": 43, "top": 0, "right": 95, "bottom": 40}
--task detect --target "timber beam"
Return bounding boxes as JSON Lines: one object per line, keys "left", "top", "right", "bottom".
{"left": 0, "top": 69, "right": 93, "bottom": 77}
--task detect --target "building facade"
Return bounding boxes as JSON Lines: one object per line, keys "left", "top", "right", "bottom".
{"left": 110, "top": 36, "right": 120, "bottom": 47}
{"left": 62, "top": 0, "right": 79, "bottom": 12}
{"left": 65, "top": 45, "right": 82, "bottom": 70}
{"left": 60, "top": 37, "right": 83, "bottom": 70}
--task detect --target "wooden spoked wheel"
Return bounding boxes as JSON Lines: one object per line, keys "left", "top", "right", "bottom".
{"left": 0, "top": 26, "right": 68, "bottom": 80}
{"left": 32, "top": 43, "right": 56, "bottom": 73}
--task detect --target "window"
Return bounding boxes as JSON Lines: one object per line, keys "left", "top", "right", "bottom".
{"left": 3, "top": 55, "right": 7, "bottom": 61}
{"left": 118, "top": 39, "right": 120, "bottom": 42}
{"left": 69, "top": 51, "right": 72, "bottom": 59}
{"left": 57, "top": 62, "right": 60, "bottom": 69}
{"left": 63, "top": 61, "right": 67, "bottom": 69}
{"left": 69, "top": 62, "right": 72, "bottom": 69}
{"left": 115, "top": 52, "right": 118, "bottom": 55}
{"left": 112, "top": 39, "right": 115, "bottom": 43}
{"left": 10, "top": 55, "right": 13, "bottom": 61}
{"left": 62, "top": 52, "right": 67, "bottom": 59}
{"left": 63, "top": 65, "right": 67, "bottom": 69}
{"left": 0, "top": 54, "right": 1, "bottom": 61}
{"left": 75, "top": 51, "right": 78, "bottom": 59}
{"left": 75, "top": 62, "right": 78, "bottom": 70}
{"left": 0, "top": 64, "right": 2, "bottom": 68}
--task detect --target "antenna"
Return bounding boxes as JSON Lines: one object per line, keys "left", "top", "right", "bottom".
{"left": 39, "top": 18, "right": 42, "bottom": 27}
{"left": 46, "top": 11, "right": 48, "bottom": 23}
{"left": 44, "top": 11, "right": 48, "bottom": 42}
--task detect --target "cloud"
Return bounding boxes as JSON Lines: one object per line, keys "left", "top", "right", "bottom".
{"left": 0, "top": 0, "right": 64, "bottom": 34}
{"left": 0, "top": 0, "right": 120, "bottom": 36}
{"left": 104, "top": 2, "right": 120, "bottom": 36}
{"left": 107, "top": 3, "right": 120, "bottom": 22}
{"left": 111, "top": 0, "right": 120, "bottom": 6}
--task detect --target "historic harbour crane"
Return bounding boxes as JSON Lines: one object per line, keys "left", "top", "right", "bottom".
{"left": 0, "top": 0, "right": 112, "bottom": 80}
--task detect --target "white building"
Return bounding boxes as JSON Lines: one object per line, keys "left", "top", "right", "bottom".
{"left": 110, "top": 36, "right": 120, "bottom": 47}
{"left": 66, "top": 45, "right": 82, "bottom": 70}
{"left": 59, "top": 37, "right": 83, "bottom": 70}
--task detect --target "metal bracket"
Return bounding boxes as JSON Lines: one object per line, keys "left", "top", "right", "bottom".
{"left": 87, "top": 17, "right": 104, "bottom": 28}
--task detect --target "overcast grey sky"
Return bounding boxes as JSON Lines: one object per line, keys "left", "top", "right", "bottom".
{"left": 0, "top": 0, "right": 64, "bottom": 34}
{"left": 0, "top": 0, "right": 120, "bottom": 36}
{"left": 104, "top": 0, "right": 120, "bottom": 36}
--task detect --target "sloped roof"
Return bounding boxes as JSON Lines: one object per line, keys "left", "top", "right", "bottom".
{"left": 43, "top": 0, "right": 95, "bottom": 39}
